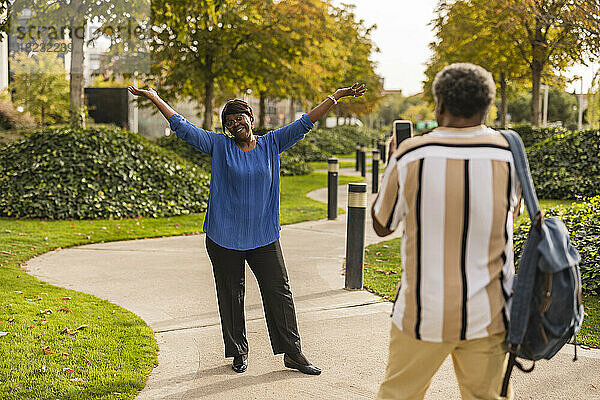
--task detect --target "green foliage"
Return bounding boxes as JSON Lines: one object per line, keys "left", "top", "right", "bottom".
{"left": 525, "top": 129, "right": 600, "bottom": 199}
{"left": 0, "top": 127, "right": 209, "bottom": 219}
{"left": 280, "top": 153, "right": 314, "bottom": 176}
{"left": 286, "top": 139, "right": 329, "bottom": 162}
{"left": 308, "top": 125, "right": 381, "bottom": 156}
{"left": 278, "top": 125, "right": 382, "bottom": 176}
{"left": 513, "top": 197, "right": 600, "bottom": 294}
{"left": 509, "top": 124, "right": 569, "bottom": 148}
{"left": 11, "top": 52, "right": 70, "bottom": 125}
{"left": 154, "top": 133, "right": 212, "bottom": 171}
{"left": 507, "top": 87, "right": 578, "bottom": 127}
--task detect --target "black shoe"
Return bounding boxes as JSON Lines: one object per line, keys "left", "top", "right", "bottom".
{"left": 232, "top": 355, "right": 247, "bottom": 373}
{"left": 284, "top": 353, "right": 321, "bottom": 375}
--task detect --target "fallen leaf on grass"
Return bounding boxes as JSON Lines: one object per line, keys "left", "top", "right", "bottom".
{"left": 58, "top": 307, "right": 71, "bottom": 313}
{"left": 60, "top": 328, "right": 76, "bottom": 335}
{"left": 14, "top": 291, "right": 22, "bottom": 294}
{"left": 75, "top": 324, "right": 89, "bottom": 331}
{"left": 40, "top": 320, "right": 48, "bottom": 325}
{"left": 25, "top": 297, "right": 42, "bottom": 302}
{"left": 0, "top": 332, "right": 9, "bottom": 337}
{"left": 62, "top": 368, "right": 76, "bottom": 373}
{"left": 375, "top": 269, "right": 397, "bottom": 275}
{"left": 69, "top": 378, "right": 84, "bottom": 383}
{"left": 62, "top": 297, "right": 72, "bottom": 300}
{"left": 62, "top": 352, "right": 70, "bottom": 356}
{"left": 26, "top": 325, "right": 34, "bottom": 329}
{"left": 40, "top": 309, "right": 52, "bottom": 315}
{"left": 7, "top": 317, "right": 14, "bottom": 322}
{"left": 38, "top": 366, "right": 45, "bottom": 373}
{"left": 43, "top": 346, "right": 53, "bottom": 354}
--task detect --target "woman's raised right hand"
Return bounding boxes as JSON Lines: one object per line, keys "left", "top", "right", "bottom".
{"left": 128, "top": 86, "right": 157, "bottom": 99}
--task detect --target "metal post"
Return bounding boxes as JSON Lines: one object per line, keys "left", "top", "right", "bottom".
{"left": 345, "top": 183, "right": 367, "bottom": 290}
{"left": 360, "top": 146, "right": 366, "bottom": 177}
{"left": 327, "top": 158, "right": 338, "bottom": 220}
{"left": 372, "top": 150, "right": 380, "bottom": 193}
{"left": 378, "top": 140, "right": 386, "bottom": 164}
{"left": 355, "top": 144, "right": 361, "bottom": 171}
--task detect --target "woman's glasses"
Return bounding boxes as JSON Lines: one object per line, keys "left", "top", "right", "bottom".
{"left": 224, "top": 114, "right": 246, "bottom": 129}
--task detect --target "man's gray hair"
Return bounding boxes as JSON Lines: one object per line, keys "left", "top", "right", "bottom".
{"left": 433, "top": 63, "right": 496, "bottom": 119}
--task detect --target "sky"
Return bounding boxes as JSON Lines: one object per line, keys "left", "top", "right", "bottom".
{"left": 335, "top": 0, "right": 598, "bottom": 95}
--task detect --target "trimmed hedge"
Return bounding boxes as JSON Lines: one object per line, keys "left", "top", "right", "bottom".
{"left": 526, "top": 129, "right": 600, "bottom": 199}
{"left": 280, "top": 153, "right": 313, "bottom": 176}
{"left": 286, "top": 139, "right": 329, "bottom": 162}
{"left": 513, "top": 196, "right": 600, "bottom": 295}
{"left": 509, "top": 125, "right": 569, "bottom": 148}
{"left": 307, "top": 125, "right": 382, "bottom": 156}
{"left": 0, "top": 126, "right": 209, "bottom": 219}
{"left": 154, "top": 133, "right": 212, "bottom": 171}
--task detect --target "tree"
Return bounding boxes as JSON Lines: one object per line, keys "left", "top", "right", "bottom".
{"left": 492, "top": 0, "right": 599, "bottom": 125}
{"left": 427, "top": 0, "right": 600, "bottom": 126}
{"left": 236, "top": 0, "right": 337, "bottom": 128}
{"left": 10, "top": 0, "right": 150, "bottom": 128}
{"left": 11, "top": 52, "right": 69, "bottom": 125}
{"left": 586, "top": 70, "right": 600, "bottom": 129}
{"left": 324, "top": 3, "right": 383, "bottom": 124}
{"left": 426, "top": 0, "right": 528, "bottom": 126}
{"left": 150, "top": 0, "right": 290, "bottom": 129}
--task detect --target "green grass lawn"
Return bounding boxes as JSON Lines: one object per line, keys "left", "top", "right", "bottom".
{"left": 0, "top": 172, "right": 362, "bottom": 399}
{"left": 281, "top": 172, "right": 364, "bottom": 224}
{"left": 364, "top": 199, "right": 600, "bottom": 348}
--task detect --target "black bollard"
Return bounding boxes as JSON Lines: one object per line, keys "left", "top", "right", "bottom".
{"left": 372, "top": 149, "right": 380, "bottom": 193}
{"left": 345, "top": 183, "right": 367, "bottom": 290}
{"left": 360, "top": 146, "right": 366, "bottom": 177}
{"left": 379, "top": 140, "right": 386, "bottom": 164}
{"left": 327, "top": 158, "right": 338, "bottom": 220}
{"left": 355, "top": 144, "right": 361, "bottom": 171}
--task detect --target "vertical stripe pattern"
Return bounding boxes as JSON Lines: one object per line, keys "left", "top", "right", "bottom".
{"left": 372, "top": 128, "right": 520, "bottom": 342}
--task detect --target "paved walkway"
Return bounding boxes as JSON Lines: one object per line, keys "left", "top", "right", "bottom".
{"left": 25, "top": 170, "right": 600, "bottom": 399}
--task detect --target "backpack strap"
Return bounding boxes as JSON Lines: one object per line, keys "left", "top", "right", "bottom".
{"left": 498, "top": 130, "right": 543, "bottom": 397}
{"left": 498, "top": 130, "right": 542, "bottom": 225}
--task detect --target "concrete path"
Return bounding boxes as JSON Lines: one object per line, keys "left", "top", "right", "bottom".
{"left": 25, "top": 171, "right": 600, "bottom": 400}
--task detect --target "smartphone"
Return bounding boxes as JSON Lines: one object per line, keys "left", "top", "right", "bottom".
{"left": 393, "top": 120, "right": 413, "bottom": 145}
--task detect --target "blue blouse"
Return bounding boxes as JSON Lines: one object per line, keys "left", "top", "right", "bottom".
{"left": 168, "top": 113, "right": 314, "bottom": 250}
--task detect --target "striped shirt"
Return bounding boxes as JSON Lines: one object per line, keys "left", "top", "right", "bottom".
{"left": 372, "top": 125, "right": 521, "bottom": 342}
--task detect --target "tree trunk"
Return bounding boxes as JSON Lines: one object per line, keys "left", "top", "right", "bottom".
{"left": 499, "top": 71, "right": 507, "bottom": 127}
{"left": 202, "top": 54, "right": 214, "bottom": 130}
{"left": 531, "top": 61, "right": 543, "bottom": 126}
{"left": 69, "top": 9, "right": 86, "bottom": 129}
{"left": 203, "top": 79, "right": 214, "bottom": 130}
{"left": 258, "top": 91, "right": 266, "bottom": 128}
{"left": 288, "top": 97, "right": 295, "bottom": 124}
{"left": 41, "top": 106, "right": 45, "bottom": 126}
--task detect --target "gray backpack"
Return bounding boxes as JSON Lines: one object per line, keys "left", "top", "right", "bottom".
{"left": 499, "top": 130, "right": 584, "bottom": 396}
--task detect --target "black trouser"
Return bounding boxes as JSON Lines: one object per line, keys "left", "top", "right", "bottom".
{"left": 205, "top": 237, "right": 302, "bottom": 358}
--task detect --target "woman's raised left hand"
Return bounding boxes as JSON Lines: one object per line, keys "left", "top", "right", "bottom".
{"left": 335, "top": 83, "right": 367, "bottom": 99}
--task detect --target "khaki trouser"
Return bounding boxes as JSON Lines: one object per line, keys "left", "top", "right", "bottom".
{"left": 377, "top": 323, "right": 512, "bottom": 400}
